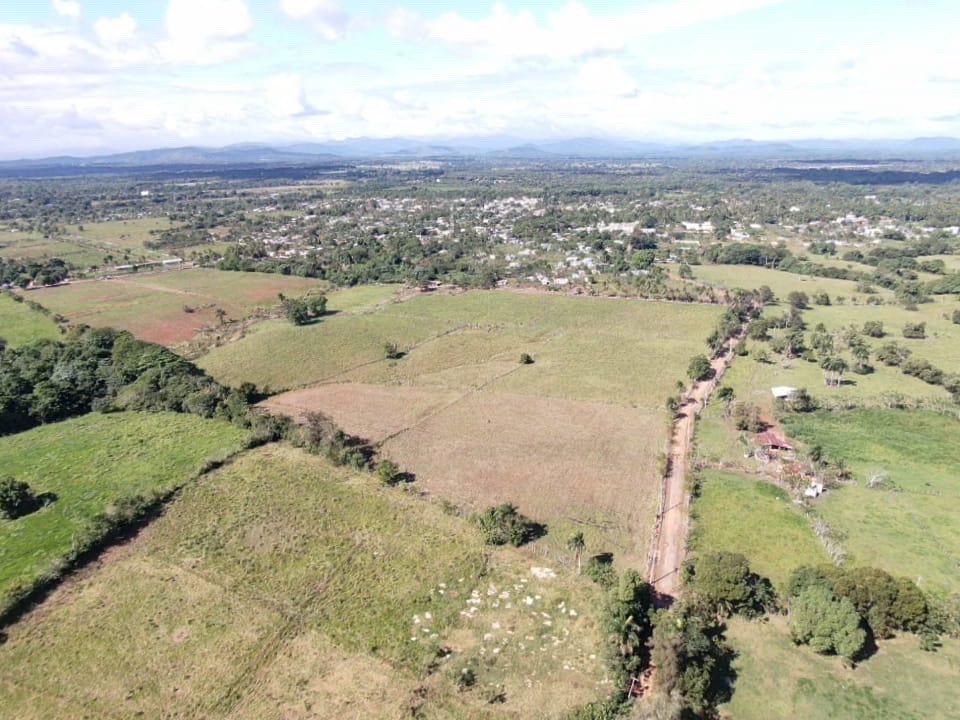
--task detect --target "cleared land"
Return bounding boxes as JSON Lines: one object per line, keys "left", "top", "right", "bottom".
{"left": 783, "top": 409, "right": 960, "bottom": 596}
{"left": 722, "top": 615, "right": 960, "bottom": 720}
{"left": 683, "top": 264, "right": 892, "bottom": 301}
{"left": 30, "top": 269, "right": 326, "bottom": 345}
{"left": 0, "top": 412, "right": 250, "bottom": 611}
{"left": 689, "top": 470, "right": 829, "bottom": 588}
{"left": 244, "top": 290, "right": 722, "bottom": 566}
{"left": 0, "top": 294, "right": 61, "bottom": 347}
{"left": 0, "top": 444, "right": 608, "bottom": 719}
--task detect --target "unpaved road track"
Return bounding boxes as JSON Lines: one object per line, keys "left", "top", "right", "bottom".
{"left": 648, "top": 334, "right": 743, "bottom": 601}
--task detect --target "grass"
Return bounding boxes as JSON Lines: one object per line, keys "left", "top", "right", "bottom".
{"left": 201, "top": 289, "right": 722, "bottom": 407}
{"left": 0, "top": 294, "right": 61, "bottom": 347}
{"left": 688, "top": 470, "right": 829, "bottom": 588}
{"left": 30, "top": 268, "right": 326, "bottom": 346}
{"left": 0, "top": 444, "right": 608, "bottom": 719}
{"left": 782, "top": 410, "right": 960, "bottom": 595}
{"left": 682, "top": 263, "right": 891, "bottom": 301}
{"left": 722, "top": 615, "right": 960, "bottom": 720}
{"left": 0, "top": 412, "right": 250, "bottom": 611}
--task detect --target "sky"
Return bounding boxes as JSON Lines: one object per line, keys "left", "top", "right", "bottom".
{"left": 1, "top": 0, "right": 959, "bottom": 157}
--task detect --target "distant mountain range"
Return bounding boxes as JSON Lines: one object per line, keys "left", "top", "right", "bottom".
{"left": 4, "top": 136, "right": 960, "bottom": 171}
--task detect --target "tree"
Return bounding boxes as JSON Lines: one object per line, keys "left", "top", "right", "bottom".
{"left": 687, "top": 354, "right": 712, "bottom": 382}
{"left": 568, "top": 532, "right": 586, "bottom": 574}
{"left": 716, "top": 386, "right": 734, "bottom": 417}
{"left": 685, "top": 551, "right": 774, "bottom": 618}
{"left": 785, "top": 387, "right": 817, "bottom": 413}
{"left": 603, "top": 569, "right": 654, "bottom": 685}
{"left": 787, "top": 291, "right": 809, "bottom": 309}
{"left": 788, "top": 585, "right": 865, "bottom": 662}
{"left": 820, "top": 356, "right": 848, "bottom": 388}
{"left": 214, "top": 307, "right": 227, "bottom": 325}
{"left": 813, "top": 291, "right": 831, "bottom": 306}
{"left": 757, "top": 285, "right": 775, "bottom": 305}
{"left": 0, "top": 477, "right": 37, "bottom": 519}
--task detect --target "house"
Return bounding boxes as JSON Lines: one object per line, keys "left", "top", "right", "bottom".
{"left": 771, "top": 386, "right": 797, "bottom": 400}
{"left": 804, "top": 483, "right": 825, "bottom": 498}
{"left": 756, "top": 431, "right": 794, "bottom": 454}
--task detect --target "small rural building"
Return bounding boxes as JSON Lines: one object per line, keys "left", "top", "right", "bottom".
{"left": 756, "top": 430, "right": 795, "bottom": 455}
{"left": 771, "top": 386, "right": 797, "bottom": 400}
{"left": 804, "top": 483, "right": 825, "bottom": 498}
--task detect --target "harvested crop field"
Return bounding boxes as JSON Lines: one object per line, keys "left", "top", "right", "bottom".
{"left": 30, "top": 268, "right": 326, "bottom": 345}
{"left": 254, "top": 290, "right": 723, "bottom": 567}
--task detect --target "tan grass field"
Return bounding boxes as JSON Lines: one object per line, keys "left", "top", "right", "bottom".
{"left": 0, "top": 444, "right": 608, "bottom": 719}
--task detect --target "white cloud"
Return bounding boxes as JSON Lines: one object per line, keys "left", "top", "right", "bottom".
{"left": 94, "top": 14, "right": 137, "bottom": 49}
{"left": 160, "top": 0, "right": 253, "bottom": 63}
{"left": 400, "top": 0, "right": 786, "bottom": 64}
{"left": 280, "top": 0, "right": 349, "bottom": 41}
{"left": 265, "top": 74, "right": 322, "bottom": 116}
{"left": 576, "top": 58, "right": 638, "bottom": 98}
{"left": 52, "top": 0, "right": 81, "bottom": 19}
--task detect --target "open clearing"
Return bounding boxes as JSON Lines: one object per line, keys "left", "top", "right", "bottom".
{"left": 783, "top": 409, "right": 960, "bottom": 596}
{"left": 0, "top": 412, "right": 250, "bottom": 612}
{"left": 30, "top": 269, "right": 326, "bottom": 345}
{"left": 0, "top": 294, "right": 61, "bottom": 347}
{"left": 0, "top": 444, "right": 608, "bottom": 719}
{"left": 689, "top": 470, "right": 829, "bottom": 589}
{"left": 722, "top": 615, "right": 960, "bottom": 720}
{"left": 245, "top": 290, "right": 722, "bottom": 567}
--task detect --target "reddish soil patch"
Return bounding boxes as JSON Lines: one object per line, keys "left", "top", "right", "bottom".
{"left": 259, "top": 383, "right": 461, "bottom": 444}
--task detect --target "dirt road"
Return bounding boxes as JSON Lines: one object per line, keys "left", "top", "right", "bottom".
{"left": 648, "top": 334, "right": 743, "bottom": 601}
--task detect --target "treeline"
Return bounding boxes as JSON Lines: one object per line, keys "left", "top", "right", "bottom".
{"left": 702, "top": 241, "right": 960, "bottom": 298}
{"left": 0, "top": 257, "right": 70, "bottom": 288}
{"left": 0, "top": 327, "right": 258, "bottom": 436}
{"left": 144, "top": 227, "right": 213, "bottom": 251}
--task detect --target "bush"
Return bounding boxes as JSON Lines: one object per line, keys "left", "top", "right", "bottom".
{"left": 789, "top": 585, "right": 866, "bottom": 662}
{"left": 651, "top": 600, "right": 735, "bottom": 717}
{"left": 875, "top": 341, "right": 911, "bottom": 366}
{"left": 519, "top": 352, "right": 534, "bottom": 365}
{"left": 471, "top": 503, "right": 543, "bottom": 546}
{"left": 787, "top": 291, "right": 809, "bottom": 309}
{"left": 684, "top": 551, "right": 776, "bottom": 618}
{"left": 376, "top": 459, "right": 400, "bottom": 485}
{"left": 0, "top": 477, "right": 38, "bottom": 519}
{"left": 732, "top": 403, "right": 765, "bottom": 432}
{"left": 952, "top": 309, "right": 960, "bottom": 325}
{"left": 902, "top": 322, "right": 926, "bottom": 339}
{"left": 862, "top": 321, "right": 885, "bottom": 338}
{"left": 602, "top": 570, "right": 655, "bottom": 686}
{"left": 383, "top": 342, "right": 403, "bottom": 360}
{"left": 584, "top": 553, "right": 617, "bottom": 589}
{"left": 687, "top": 354, "right": 712, "bottom": 382}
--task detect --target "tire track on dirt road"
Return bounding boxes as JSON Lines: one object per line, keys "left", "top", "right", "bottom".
{"left": 647, "top": 331, "right": 746, "bottom": 602}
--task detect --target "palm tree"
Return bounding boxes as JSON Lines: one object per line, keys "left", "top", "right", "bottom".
{"left": 567, "top": 532, "right": 586, "bottom": 574}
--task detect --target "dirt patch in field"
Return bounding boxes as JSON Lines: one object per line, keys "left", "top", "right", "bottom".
{"left": 272, "top": 382, "right": 665, "bottom": 566}
{"left": 259, "top": 383, "right": 461, "bottom": 443}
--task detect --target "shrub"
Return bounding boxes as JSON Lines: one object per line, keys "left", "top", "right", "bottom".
{"left": 787, "top": 291, "right": 809, "bottom": 309}
{"left": 471, "top": 503, "right": 543, "bottom": 546}
{"left": 584, "top": 553, "right": 617, "bottom": 589}
{"left": 902, "top": 322, "right": 926, "bottom": 339}
{"left": 789, "top": 585, "right": 866, "bottom": 662}
{"left": 376, "top": 459, "right": 400, "bottom": 485}
{"left": 383, "top": 342, "right": 403, "bottom": 360}
{"left": 0, "top": 477, "right": 38, "bottom": 519}
{"left": 813, "top": 292, "right": 831, "bottom": 306}
{"left": 875, "top": 341, "right": 911, "bottom": 366}
{"left": 687, "top": 354, "right": 712, "bottom": 382}
{"left": 862, "top": 321, "right": 885, "bottom": 338}
{"left": 953, "top": 309, "right": 960, "bottom": 325}
{"left": 519, "top": 352, "right": 534, "bottom": 365}
{"left": 785, "top": 388, "right": 818, "bottom": 413}
{"left": 732, "top": 403, "right": 765, "bottom": 432}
